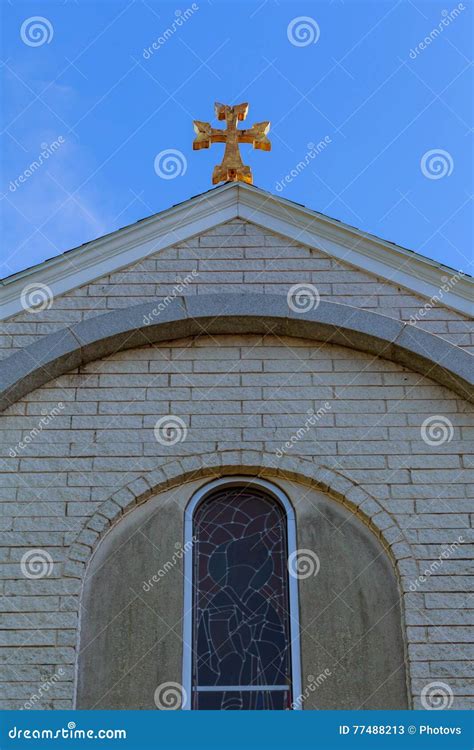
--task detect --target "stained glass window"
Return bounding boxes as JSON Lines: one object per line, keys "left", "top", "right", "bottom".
{"left": 190, "top": 484, "right": 293, "bottom": 710}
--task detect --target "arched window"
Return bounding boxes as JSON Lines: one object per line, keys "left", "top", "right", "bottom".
{"left": 182, "top": 477, "right": 301, "bottom": 710}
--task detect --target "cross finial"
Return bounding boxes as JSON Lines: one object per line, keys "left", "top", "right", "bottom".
{"left": 193, "top": 102, "right": 271, "bottom": 185}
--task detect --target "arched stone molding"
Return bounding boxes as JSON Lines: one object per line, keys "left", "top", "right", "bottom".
{"left": 64, "top": 450, "right": 417, "bottom": 590}
{"left": 1, "top": 294, "right": 472, "bottom": 411}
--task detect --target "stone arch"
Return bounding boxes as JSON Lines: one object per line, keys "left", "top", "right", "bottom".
{"left": 72, "top": 452, "right": 413, "bottom": 709}
{"left": 65, "top": 450, "right": 416, "bottom": 588}
{"left": 1, "top": 294, "right": 472, "bottom": 411}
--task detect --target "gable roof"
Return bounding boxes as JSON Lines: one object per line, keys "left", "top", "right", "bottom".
{"left": 1, "top": 182, "right": 472, "bottom": 319}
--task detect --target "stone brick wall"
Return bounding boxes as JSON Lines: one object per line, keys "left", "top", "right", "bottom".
{"left": 1, "top": 219, "right": 472, "bottom": 359}
{"left": 0, "top": 218, "right": 472, "bottom": 710}
{"left": 0, "top": 334, "right": 472, "bottom": 709}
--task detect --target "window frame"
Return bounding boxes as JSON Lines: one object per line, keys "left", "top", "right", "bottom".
{"left": 182, "top": 476, "right": 302, "bottom": 710}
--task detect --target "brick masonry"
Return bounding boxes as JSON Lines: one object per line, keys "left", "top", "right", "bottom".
{"left": 0, "top": 219, "right": 472, "bottom": 358}
{"left": 0, "top": 219, "right": 472, "bottom": 709}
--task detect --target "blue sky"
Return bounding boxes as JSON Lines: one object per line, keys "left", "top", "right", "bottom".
{"left": 1, "top": 0, "right": 472, "bottom": 278}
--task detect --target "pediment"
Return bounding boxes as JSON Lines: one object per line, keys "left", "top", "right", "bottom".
{"left": 0, "top": 182, "right": 471, "bottom": 319}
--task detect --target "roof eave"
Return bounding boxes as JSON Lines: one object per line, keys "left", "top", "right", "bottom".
{"left": 0, "top": 182, "right": 472, "bottom": 320}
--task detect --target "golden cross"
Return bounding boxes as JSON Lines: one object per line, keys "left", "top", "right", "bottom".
{"left": 193, "top": 102, "right": 271, "bottom": 185}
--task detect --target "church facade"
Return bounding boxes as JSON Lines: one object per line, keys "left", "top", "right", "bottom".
{"left": 0, "top": 183, "right": 472, "bottom": 710}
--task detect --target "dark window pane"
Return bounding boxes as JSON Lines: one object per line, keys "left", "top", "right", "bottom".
{"left": 192, "top": 486, "right": 292, "bottom": 709}
{"left": 194, "top": 689, "right": 291, "bottom": 710}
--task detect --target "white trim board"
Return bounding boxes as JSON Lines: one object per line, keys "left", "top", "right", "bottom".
{"left": 1, "top": 182, "right": 472, "bottom": 319}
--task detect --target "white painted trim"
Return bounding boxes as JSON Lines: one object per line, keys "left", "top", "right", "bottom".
{"left": 182, "top": 476, "right": 302, "bottom": 711}
{"left": 0, "top": 187, "right": 238, "bottom": 320}
{"left": 1, "top": 182, "right": 472, "bottom": 319}
{"left": 237, "top": 187, "right": 473, "bottom": 316}
{"left": 195, "top": 685, "right": 289, "bottom": 692}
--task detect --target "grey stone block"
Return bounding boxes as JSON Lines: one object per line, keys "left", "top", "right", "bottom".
{"left": 0, "top": 328, "right": 81, "bottom": 410}
{"left": 0, "top": 295, "right": 472, "bottom": 414}
{"left": 394, "top": 323, "right": 473, "bottom": 400}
